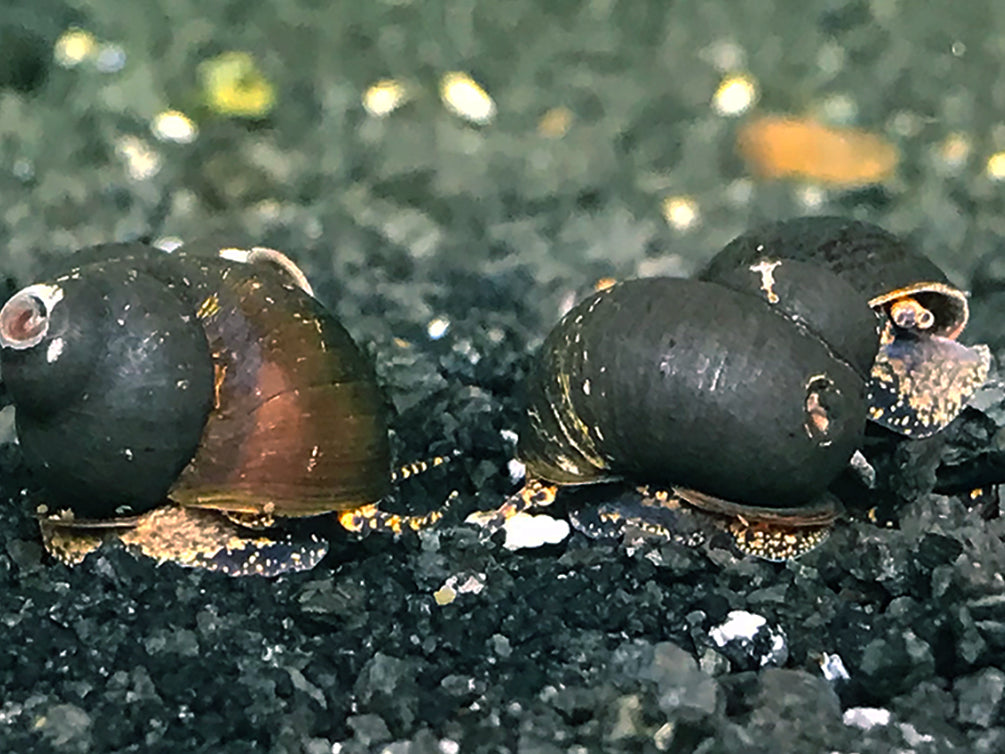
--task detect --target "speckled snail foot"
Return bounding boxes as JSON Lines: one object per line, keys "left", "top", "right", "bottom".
{"left": 470, "top": 270, "right": 880, "bottom": 560}
{"left": 700, "top": 216, "right": 991, "bottom": 438}
{"left": 0, "top": 243, "right": 454, "bottom": 576}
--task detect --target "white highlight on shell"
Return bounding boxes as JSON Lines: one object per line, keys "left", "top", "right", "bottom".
{"left": 154, "top": 236, "right": 184, "bottom": 252}
{"left": 749, "top": 258, "right": 782, "bottom": 304}
{"left": 216, "top": 246, "right": 315, "bottom": 296}
{"left": 21, "top": 283, "right": 65, "bottom": 310}
{"left": 45, "top": 338, "right": 64, "bottom": 363}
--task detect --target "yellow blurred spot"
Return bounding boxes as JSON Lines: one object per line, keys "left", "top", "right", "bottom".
{"left": 115, "top": 135, "right": 161, "bottom": 180}
{"left": 538, "top": 107, "right": 574, "bottom": 138}
{"left": 151, "top": 110, "right": 198, "bottom": 144}
{"left": 661, "top": 196, "right": 701, "bottom": 231}
{"left": 712, "top": 73, "right": 758, "bottom": 116}
{"left": 439, "top": 71, "right": 495, "bottom": 125}
{"left": 199, "top": 52, "right": 275, "bottom": 119}
{"left": 363, "top": 79, "right": 408, "bottom": 117}
{"left": 737, "top": 114, "right": 899, "bottom": 186}
{"left": 796, "top": 185, "right": 827, "bottom": 210}
{"left": 986, "top": 152, "right": 1005, "bottom": 180}
{"left": 54, "top": 28, "right": 97, "bottom": 68}
{"left": 433, "top": 585, "right": 457, "bottom": 606}
{"left": 936, "top": 133, "right": 971, "bottom": 172}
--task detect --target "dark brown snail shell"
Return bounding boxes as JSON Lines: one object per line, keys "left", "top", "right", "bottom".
{"left": 0, "top": 243, "right": 392, "bottom": 574}
{"left": 517, "top": 274, "right": 877, "bottom": 541}
{"left": 700, "top": 217, "right": 990, "bottom": 437}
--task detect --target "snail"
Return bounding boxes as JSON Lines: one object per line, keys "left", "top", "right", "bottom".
{"left": 699, "top": 216, "right": 991, "bottom": 438}
{"left": 470, "top": 265, "right": 882, "bottom": 560}
{"left": 0, "top": 243, "right": 449, "bottom": 576}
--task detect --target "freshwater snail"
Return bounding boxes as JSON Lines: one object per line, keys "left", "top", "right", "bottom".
{"left": 470, "top": 268, "right": 881, "bottom": 560}
{"left": 0, "top": 243, "right": 449, "bottom": 576}
{"left": 700, "top": 216, "right": 991, "bottom": 438}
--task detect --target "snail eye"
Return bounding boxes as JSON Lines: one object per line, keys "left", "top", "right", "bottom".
{"left": 889, "top": 298, "right": 936, "bottom": 331}
{"left": 0, "top": 291, "right": 50, "bottom": 350}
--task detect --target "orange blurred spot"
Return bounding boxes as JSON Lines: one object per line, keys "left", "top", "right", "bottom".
{"left": 538, "top": 107, "right": 574, "bottom": 138}
{"left": 737, "top": 115, "right": 899, "bottom": 186}
{"left": 593, "top": 277, "right": 617, "bottom": 292}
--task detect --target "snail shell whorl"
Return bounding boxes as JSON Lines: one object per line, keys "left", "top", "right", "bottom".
{"left": 0, "top": 243, "right": 392, "bottom": 521}
{"left": 519, "top": 278, "right": 867, "bottom": 510}
{"left": 705, "top": 257, "right": 881, "bottom": 378}
{"left": 0, "top": 262, "right": 215, "bottom": 517}
{"left": 166, "top": 257, "right": 393, "bottom": 516}
{"left": 700, "top": 216, "right": 967, "bottom": 338}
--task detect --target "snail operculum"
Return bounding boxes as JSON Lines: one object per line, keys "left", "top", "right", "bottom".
{"left": 700, "top": 216, "right": 991, "bottom": 438}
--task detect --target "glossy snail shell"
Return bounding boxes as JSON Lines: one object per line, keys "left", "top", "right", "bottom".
{"left": 700, "top": 216, "right": 990, "bottom": 437}
{"left": 518, "top": 275, "right": 875, "bottom": 519}
{"left": 0, "top": 243, "right": 392, "bottom": 573}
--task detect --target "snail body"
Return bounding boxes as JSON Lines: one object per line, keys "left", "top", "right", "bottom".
{"left": 514, "top": 273, "right": 877, "bottom": 550}
{"left": 700, "top": 217, "right": 990, "bottom": 436}
{"left": 0, "top": 243, "right": 399, "bottom": 575}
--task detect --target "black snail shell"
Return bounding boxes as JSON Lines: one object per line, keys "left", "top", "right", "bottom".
{"left": 0, "top": 242, "right": 396, "bottom": 575}
{"left": 699, "top": 216, "right": 991, "bottom": 437}
{"left": 512, "top": 272, "right": 879, "bottom": 558}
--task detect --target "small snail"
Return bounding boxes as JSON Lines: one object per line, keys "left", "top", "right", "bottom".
{"left": 700, "top": 217, "right": 991, "bottom": 437}
{"left": 471, "top": 267, "right": 881, "bottom": 560}
{"left": 0, "top": 243, "right": 447, "bottom": 576}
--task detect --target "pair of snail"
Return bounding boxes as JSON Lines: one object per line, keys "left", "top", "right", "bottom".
{"left": 493, "top": 216, "right": 989, "bottom": 558}
{"left": 0, "top": 217, "right": 990, "bottom": 574}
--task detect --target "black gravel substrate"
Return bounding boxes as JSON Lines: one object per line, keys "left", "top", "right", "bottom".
{"left": 3, "top": 1, "right": 1005, "bottom": 752}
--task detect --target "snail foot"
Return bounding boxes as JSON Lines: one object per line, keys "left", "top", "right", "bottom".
{"left": 464, "top": 479, "right": 558, "bottom": 532}
{"left": 39, "top": 517, "right": 129, "bottom": 566}
{"left": 727, "top": 518, "right": 832, "bottom": 561}
{"left": 223, "top": 510, "right": 277, "bottom": 530}
{"left": 41, "top": 506, "right": 328, "bottom": 576}
{"left": 338, "top": 490, "right": 459, "bottom": 535}
{"left": 567, "top": 485, "right": 708, "bottom": 550}
{"left": 869, "top": 327, "right": 991, "bottom": 438}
